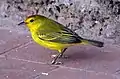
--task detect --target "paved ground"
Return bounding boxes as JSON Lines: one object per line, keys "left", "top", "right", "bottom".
{"left": 0, "top": 29, "right": 120, "bottom": 79}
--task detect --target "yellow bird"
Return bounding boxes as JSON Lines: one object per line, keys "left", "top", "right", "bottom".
{"left": 18, "top": 15, "right": 104, "bottom": 64}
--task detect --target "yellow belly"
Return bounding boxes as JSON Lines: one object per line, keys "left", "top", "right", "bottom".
{"left": 31, "top": 33, "right": 70, "bottom": 52}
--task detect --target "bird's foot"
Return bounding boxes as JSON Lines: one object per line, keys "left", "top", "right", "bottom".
{"left": 51, "top": 60, "right": 62, "bottom": 65}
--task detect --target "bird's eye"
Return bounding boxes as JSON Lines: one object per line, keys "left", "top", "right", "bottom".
{"left": 30, "top": 19, "right": 34, "bottom": 22}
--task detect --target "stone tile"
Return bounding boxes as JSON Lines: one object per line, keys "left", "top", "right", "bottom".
{"left": 38, "top": 67, "right": 117, "bottom": 79}
{"left": 4, "top": 42, "right": 54, "bottom": 63}
{"left": 59, "top": 45, "right": 120, "bottom": 74}
{"left": 0, "top": 57, "right": 58, "bottom": 79}
{"left": 1, "top": 29, "right": 120, "bottom": 79}
{"left": 0, "top": 29, "right": 31, "bottom": 54}
{"left": 4, "top": 39, "right": 120, "bottom": 75}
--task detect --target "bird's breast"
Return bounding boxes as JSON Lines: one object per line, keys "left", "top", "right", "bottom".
{"left": 31, "top": 33, "right": 70, "bottom": 51}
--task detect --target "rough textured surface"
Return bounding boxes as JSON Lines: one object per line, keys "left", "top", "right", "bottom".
{"left": 0, "top": 0, "right": 120, "bottom": 44}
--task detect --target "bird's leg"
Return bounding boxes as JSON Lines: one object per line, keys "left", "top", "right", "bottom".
{"left": 59, "top": 48, "right": 68, "bottom": 58}
{"left": 51, "top": 53, "right": 61, "bottom": 64}
{"left": 51, "top": 48, "right": 68, "bottom": 64}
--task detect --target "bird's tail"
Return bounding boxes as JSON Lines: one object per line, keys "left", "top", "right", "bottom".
{"left": 81, "top": 39, "right": 104, "bottom": 47}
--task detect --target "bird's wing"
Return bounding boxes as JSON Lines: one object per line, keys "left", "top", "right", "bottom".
{"left": 36, "top": 17, "right": 83, "bottom": 44}
{"left": 37, "top": 28, "right": 82, "bottom": 44}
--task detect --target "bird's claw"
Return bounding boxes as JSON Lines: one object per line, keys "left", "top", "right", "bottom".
{"left": 51, "top": 60, "right": 62, "bottom": 65}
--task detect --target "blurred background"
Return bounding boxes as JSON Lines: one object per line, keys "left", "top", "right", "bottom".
{"left": 0, "top": 0, "right": 120, "bottom": 45}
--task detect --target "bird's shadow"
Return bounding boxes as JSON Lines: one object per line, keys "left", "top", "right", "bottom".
{"left": 61, "top": 45, "right": 108, "bottom": 63}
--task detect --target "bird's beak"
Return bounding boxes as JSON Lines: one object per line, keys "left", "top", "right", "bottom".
{"left": 18, "top": 21, "right": 25, "bottom": 25}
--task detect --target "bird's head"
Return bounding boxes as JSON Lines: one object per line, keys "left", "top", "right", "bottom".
{"left": 18, "top": 15, "right": 45, "bottom": 30}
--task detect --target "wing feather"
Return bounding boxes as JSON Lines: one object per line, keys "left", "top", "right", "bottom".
{"left": 36, "top": 18, "right": 82, "bottom": 44}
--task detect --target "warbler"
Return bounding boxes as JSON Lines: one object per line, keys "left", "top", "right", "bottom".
{"left": 18, "top": 15, "right": 104, "bottom": 64}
